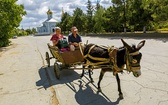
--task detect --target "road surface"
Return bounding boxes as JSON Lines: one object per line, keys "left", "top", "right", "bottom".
{"left": 0, "top": 35, "right": 168, "bottom": 105}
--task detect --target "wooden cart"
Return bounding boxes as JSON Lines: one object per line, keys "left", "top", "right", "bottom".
{"left": 46, "top": 43, "right": 84, "bottom": 79}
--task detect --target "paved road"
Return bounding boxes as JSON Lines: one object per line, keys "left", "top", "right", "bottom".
{"left": 0, "top": 35, "right": 168, "bottom": 105}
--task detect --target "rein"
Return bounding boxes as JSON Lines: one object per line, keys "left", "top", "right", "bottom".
{"left": 83, "top": 44, "right": 140, "bottom": 75}
{"left": 84, "top": 45, "right": 110, "bottom": 66}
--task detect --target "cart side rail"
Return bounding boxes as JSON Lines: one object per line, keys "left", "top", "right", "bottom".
{"left": 47, "top": 43, "right": 65, "bottom": 64}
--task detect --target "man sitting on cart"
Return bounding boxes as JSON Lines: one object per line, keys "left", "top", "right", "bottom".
{"left": 68, "top": 26, "right": 82, "bottom": 51}
{"left": 50, "top": 27, "right": 69, "bottom": 52}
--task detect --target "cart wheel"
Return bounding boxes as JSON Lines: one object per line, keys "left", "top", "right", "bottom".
{"left": 54, "top": 62, "right": 60, "bottom": 79}
{"left": 46, "top": 52, "right": 50, "bottom": 67}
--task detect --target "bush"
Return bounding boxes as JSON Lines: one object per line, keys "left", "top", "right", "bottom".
{"left": 157, "top": 28, "right": 168, "bottom": 31}
{"left": 0, "top": 36, "right": 10, "bottom": 47}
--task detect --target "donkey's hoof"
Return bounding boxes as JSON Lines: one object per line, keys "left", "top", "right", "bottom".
{"left": 97, "top": 88, "right": 102, "bottom": 92}
{"left": 90, "top": 79, "right": 94, "bottom": 83}
{"left": 119, "top": 94, "right": 124, "bottom": 99}
{"left": 80, "top": 74, "right": 84, "bottom": 78}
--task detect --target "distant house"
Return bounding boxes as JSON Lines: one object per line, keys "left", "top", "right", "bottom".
{"left": 37, "top": 9, "right": 57, "bottom": 35}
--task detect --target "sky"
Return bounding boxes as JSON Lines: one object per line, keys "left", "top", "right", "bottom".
{"left": 16, "top": 0, "right": 112, "bottom": 29}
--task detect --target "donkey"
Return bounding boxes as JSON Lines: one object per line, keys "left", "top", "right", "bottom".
{"left": 80, "top": 39, "right": 145, "bottom": 99}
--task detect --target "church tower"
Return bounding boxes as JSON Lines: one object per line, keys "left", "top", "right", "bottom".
{"left": 47, "top": 9, "right": 52, "bottom": 20}
{"left": 62, "top": 7, "right": 64, "bottom": 18}
{"left": 37, "top": 9, "right": 57, "bottom": 35}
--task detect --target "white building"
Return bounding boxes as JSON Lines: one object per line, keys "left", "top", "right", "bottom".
{"left": 37, "top": 9, "right": 57, "bottom": 35}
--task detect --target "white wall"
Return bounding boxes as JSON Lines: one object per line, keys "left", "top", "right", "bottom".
{"left": 37, "top": 22, "right": 56, "bottom": 34}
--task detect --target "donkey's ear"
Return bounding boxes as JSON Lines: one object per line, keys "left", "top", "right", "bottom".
{"left": 137, "top": 40, "right": 145, "bottom": 51}
{"left": 121, "top": 39, "right": 132, "bottom": 50}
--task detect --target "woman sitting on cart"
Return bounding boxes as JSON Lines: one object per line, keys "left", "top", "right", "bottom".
{"left": 50, "top": 27, "right": 69, "bottom": 52}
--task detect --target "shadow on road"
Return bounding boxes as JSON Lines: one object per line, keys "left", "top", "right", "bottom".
{"left": 74, "top": 79, "right": 121, "bottom": 105}
{"left": 36, "top": 66, "right": 122, "bottom": 104}
{"left": 36, "top": 67, "right": 50, "bottom": 90}
{"left": 36, "top": 66, "right": 80, "bottom": 89}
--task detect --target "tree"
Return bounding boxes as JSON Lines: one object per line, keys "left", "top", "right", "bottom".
{"left": 52, "top": 0, "right": 168, "bottom": 34}
{"left": 96, "top": 0, "right": 101, "bottom": 10}
{"left": 93, "top": 5, "right": 105, "bottom": 33}
{"left": 0, "top": 0, "right": 26, "bottom": 47}
{"left": 126, "top": 0, "right": 155, "bottom": 31}
{"left": 109, "top": 0, "right": 126, "bottom": 32}
{"left": 86, "top": 0, "right": 94, "bottom": 33}
{"left": 151, "top": 0, "right": 168, "bottom": 28}
{"left": 72, "top": 7, "right": 86, "bottom": 32}
{"left": 109, "top": 0, "right": 158, "bottom": 31}
{"left": 18, "top": 29, "right": 27, "bottom": 36}
{"left": 60, "top": 12, "right": 71, "bottom": 33}
{"left": 32, "top": 28, "right": 37, "bottom": 34}
{"left": 103, "top": 6, "right": 116, "bottom": 32}
{"left": 25, "top": 28, "right": 37, "bottom": 35}
{"left": 25, "top": 29, "right": 32, "bottom": 35}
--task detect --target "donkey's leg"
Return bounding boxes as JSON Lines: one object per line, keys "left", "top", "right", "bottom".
{"left": 116, "top": 73, "right": 123, "bottom": 99}
{"left": 81, "top": 60, "right": 87, "bottom": 78}
{"left": 88, "top": 66, "right": 94, "bottom": 82}
{"left": 80, "top": 66, "right": 85, "bottom": 78}
{"left": 97, "top": 69, "right": 105, "bottom": 92}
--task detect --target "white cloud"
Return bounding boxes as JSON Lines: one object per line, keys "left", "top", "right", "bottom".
{"left": 100, "top": 0, "right": 112, "bottom": 7}
{"left": 101, "top": 0, "right": 111, "bottom": 4}
{"left": 17, "top": 0, "right": 112, "bottom": 29}
{"left": 38, "top": 6, "right": 48, "bottom": 16}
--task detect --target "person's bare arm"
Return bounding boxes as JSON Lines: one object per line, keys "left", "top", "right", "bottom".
{"left": 52, "top": 40, "right": 58, "bottom": 46}
{"left": 69, "top": 42, "right": 79, "bottom": 47}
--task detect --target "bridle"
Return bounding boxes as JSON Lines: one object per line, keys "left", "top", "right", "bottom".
{"left": 125, "top": 48, "right": 141, "bottom": 73}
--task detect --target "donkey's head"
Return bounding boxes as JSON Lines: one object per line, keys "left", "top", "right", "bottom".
{"left": 121, "top": 39, "right": 145, "bottom": 77}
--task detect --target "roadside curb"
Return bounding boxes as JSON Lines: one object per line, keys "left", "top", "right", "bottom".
{"left": 86, "top": 33, "right": 168, "bottom": 38}
{"left": 36, "top": 47, "right": 60, "bottom": 105}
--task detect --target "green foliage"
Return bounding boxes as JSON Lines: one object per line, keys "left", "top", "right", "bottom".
{"left": 107, "top": 0, "right": 126, "bottom": 32}
{"left": 151, "top": 0, "right": 168, "bottom": 28}
{"left": 32, "top": 28, "right": 37, "bottom": 34}
{"left": 72, "top": 8, "right": 87, "bottom": 32}
{"left": 11, "top": 28, "right": 36, "bottom": 37}
{"left": 86, "top": 0, "right": 94, "bottom": 32}
{"left": 60, "top": 12, "right": 71, "bottom": 33}
{"left": 17, "top": 30, "right": 27, "bottom": 36}
{"left": 0, "top": 0, "right": 26, "bottom": 47}
{"left": 128, "top": 0, "right": 154, "bottom": 31}
{"left": 25, "top": 29, "right": 32, "bottom": 35}
{"left": 25, "top": 28, "right": 37, "bottom": 35}
{"left": 157, "top": 28, "right": 168, "bottom": 31}
{"left": 93, "top": 7, "right": 105, "bottom": 33}
{"left": 58, "top": 0, "right": 168, "bottom": 34}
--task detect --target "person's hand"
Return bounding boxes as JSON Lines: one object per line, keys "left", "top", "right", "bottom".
{"left": 74, "top": 42, "right": 78, "bottom": 46}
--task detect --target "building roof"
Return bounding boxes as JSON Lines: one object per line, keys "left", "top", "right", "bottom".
{"left": 45, "top": 18, "right": 57, "bottom": 23}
